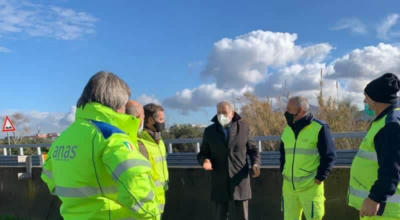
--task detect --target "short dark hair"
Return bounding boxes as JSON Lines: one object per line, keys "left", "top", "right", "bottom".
{"left": 144, "top": 103, "right": 164, "bottom": 124}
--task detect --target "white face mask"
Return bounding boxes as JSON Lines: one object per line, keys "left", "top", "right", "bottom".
{"left": 218, "top": 114, "right": 231, "bottom": 126}
{"left": 138, "top": 121, "right": 144, "bottom": 134}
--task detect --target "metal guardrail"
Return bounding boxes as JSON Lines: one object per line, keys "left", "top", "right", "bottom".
{"left": 0, "top": 132, "right": 366, "bottom": 155}
{"left": 0, "top": 150, "right": 357, "bottom": 168}
{"left": 166, "top": 150, "right": 358, "bottom": 168}
{"left": 0, "top": 132, "right": 365, "bottom": 168}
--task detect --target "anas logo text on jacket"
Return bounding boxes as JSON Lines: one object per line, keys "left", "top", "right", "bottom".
{"left": 52, "top": 145, "right": 78, "bottom": 160}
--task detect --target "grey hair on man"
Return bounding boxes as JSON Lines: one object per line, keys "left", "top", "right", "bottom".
{"left": 289, "top": 96, "right": 310, "bottom": 113}
{"left": 77, "top": 71, "right": 131, "bottom": 111}
{"left": 217, "top": 100, "right": 235, "bottom": 112}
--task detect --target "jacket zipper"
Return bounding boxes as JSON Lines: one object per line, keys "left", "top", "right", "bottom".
{"left": 157, "top": 140, "right": 167, "bottom": 186}
{"left": 291, "top": 128, "right": 298, "bottom": 191}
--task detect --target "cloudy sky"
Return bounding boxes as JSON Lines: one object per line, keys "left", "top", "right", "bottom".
{"left": 2, "top": 0, "right": 400, "bottom": 137}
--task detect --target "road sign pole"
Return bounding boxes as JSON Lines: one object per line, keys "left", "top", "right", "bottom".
{"left": 3, "top": 132, "right": 9, "bottom": 156}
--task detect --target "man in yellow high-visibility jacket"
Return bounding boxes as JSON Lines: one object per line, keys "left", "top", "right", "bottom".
{"left": 140, "top": 103, "right": 169, "bottom": 215}
{"left": 348, "top": 73, "right": 400, "bottom": 219}
{"left": 41, "top": 71, "right": 160, "bottom": 220}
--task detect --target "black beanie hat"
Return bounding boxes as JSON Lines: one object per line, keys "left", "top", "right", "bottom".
{"left": 364, "top": 73, "right": 400, "bottom": 104}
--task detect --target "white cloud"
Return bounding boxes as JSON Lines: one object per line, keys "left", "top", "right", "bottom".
{"left": 137, "top": 94, "right": 161, "bottom": 105}
{"left": 255, "top": 63, "right": 328, "bottom": 98}
{"left": 0, "top": 0, "right": 98, "bottom": 40}
{"left": 329, "top": 43, "right": 400, "bottom": 84}
{"left": 377, "top": 13, "right": 400, "bottom": 40}
{"left": 166, "top": 30, "right": 400, "bottom": 115}
{"left": 0, "top": 45, "right": 12, "bottom": 53}
{"left": 331, "top": 17, "right": 367, "bottom": 35}
{"left": 0, "top": 106, "right": 76, "bottom": 137}
{"left": 164, "top": 83, "right": 253, "bottom": 114}
{"left": 201, "top": 30, "right": 332, "bottom": 89}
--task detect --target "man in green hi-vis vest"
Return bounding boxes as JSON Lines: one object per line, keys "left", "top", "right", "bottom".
{"left": 280, "top": 96, "right": 336, "bottom": 220}
{"left": 348, "top": 73, "right": 400, "bottom": 220}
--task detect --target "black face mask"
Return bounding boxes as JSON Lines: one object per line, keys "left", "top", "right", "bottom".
{"left": 284, "top": 111, "right": 297, "bottom": 127}
{"left": 153, "top": 119, "right": 165, "bottom": 132}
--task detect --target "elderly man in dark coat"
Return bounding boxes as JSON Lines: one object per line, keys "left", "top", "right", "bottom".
{"left": 197, "top": 100, "right": 261, "bottom": 220}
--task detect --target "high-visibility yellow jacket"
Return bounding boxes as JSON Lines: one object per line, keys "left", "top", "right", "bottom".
{"left": 348, "top": 108, "right": 400, "bottom": 218}
{"left": 140, "top": 130, "right": 169, "bottom": 213}
{"left": 41, "top": 102, "right": 160, "bottom": 220}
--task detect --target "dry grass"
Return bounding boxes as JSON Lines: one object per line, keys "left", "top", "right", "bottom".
{"left": 239, "top": 77, "right": 370, "bottom": 151}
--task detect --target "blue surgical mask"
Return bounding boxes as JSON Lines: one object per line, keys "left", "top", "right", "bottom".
{"left": 364, "top": 103, "right": 375, "bottom": 117}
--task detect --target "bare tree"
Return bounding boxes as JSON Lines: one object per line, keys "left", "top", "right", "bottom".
{"left": 10, "top": 113, "right": 30, "bottom": 145}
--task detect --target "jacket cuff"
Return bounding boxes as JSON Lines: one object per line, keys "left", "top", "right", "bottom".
{"left": 315, "top": 175, "right": 326, "bottom": 182}
{"left": 368, "top": 193, "right": 384, "bottom": 204}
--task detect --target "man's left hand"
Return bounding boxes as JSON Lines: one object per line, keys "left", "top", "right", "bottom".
{"left": 252, "top": 164, "right": 260, "bottom": 178}
{"left": 314, "top": 179, "right": 322, "bottom": 185}
{"left": 360, "top": 198, "right": 380, "bottom": 217}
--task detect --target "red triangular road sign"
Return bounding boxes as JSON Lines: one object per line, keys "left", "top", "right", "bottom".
{"left": 2, "top": 116, "right": 16, "bottom": 132}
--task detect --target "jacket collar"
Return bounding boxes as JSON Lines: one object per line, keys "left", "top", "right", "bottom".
{"left": 373, "top": 103, "right": 400, "bottom": 122}
{"left": 292, "top": 113, "right": 314, "bottom": 132}
{"left": 75, "top": 102, "right": 137, "bottom": 133}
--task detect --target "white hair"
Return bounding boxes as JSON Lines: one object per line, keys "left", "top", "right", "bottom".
{"left": 217, "top": 100, "right": 234, "bottom": 112}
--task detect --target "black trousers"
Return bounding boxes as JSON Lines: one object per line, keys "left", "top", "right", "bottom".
{"left": 216, "top": 200, "right": 249, "bottom": 220}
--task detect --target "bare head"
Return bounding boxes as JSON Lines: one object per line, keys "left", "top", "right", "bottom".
{"left": 144, "top": 103, "right": 165, "bottom": 132}
{"left": 77, "top": 71, "right": 131, "bottom": 113}
{"left": 217, "top": 100, "right": 235, "bottom": 120}
{"left": 126, "top": 100, "right": 144, "bottom": 123}
{"left": 286, "top": 96, "right": 309, "bottom": 122}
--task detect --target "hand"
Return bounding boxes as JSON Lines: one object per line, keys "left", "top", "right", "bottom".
{"left": 360, "top": 198, "right": 380, "bottom": 217}
{"left": 252, "top": 164, "right": 260, "bottom": 178}
{"left": 314, "top": 179, "right": 322, "bottom": 185}
{"left": 203, "top": 159, "right": 213, "bottom": 171}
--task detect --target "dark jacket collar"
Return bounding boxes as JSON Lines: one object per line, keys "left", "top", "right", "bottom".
{"left": 211, "top": 112, "right": 242, "bottom": 125}
{"left": 373, "top": 103, "right": 400, "bottom": 122}
{"left": 292, "top": 113, "right": 314, "bottom": 132}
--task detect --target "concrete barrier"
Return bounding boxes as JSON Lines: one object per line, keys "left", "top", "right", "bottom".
{"left": 0, "top": 168, "right": 359, "bottom": 220}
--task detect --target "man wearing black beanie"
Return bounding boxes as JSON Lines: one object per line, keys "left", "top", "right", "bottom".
{"left": 348, "top": 73, "right": 400, "bottom": 219}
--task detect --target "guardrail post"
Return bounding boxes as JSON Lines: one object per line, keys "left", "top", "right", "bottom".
{"left": 3, "top": 148, "right": 7, "bottom": 156}
{"left": 258, "top": 141, "right": 262, "bottom": 152}
{"left": 196, "top": 142, "right": 200, "bottom": 153}
{"left": 19, "top": 147, "right": 24, "bottom": 156}
{"left": 168, "top": 143, "right": 173, "bottom": 153}
{"left": 18, "top": 155, "right": 32, "bottom": 179}
{"left": 37, "top": 147, "right": 42, "bottom": 155}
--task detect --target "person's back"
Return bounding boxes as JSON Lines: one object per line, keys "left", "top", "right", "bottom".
{"left": 41, "top": 72, "right": 160, "bottom": 220}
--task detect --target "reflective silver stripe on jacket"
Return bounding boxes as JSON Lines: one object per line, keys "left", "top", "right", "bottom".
{"left": 154, "top": 156, "right": 167, "bottom": 163}
{"left": 113, "top": 159, "right": 152, "bottom": 180}
{"left": 285, "top": 148, "right": 319, "bottom": 155}
{"left": 42, "top": 169, "right": 53, "bottom": 179}
{"left": 130, "top": 190, "right": 155, "bottom": 212}
{"left": 349, "top": 186, "right": 400, "bottom": 203}
{"left": 355, "top": 149, "right": 378, "bottom": 162}
{"left": 54, "top": 186, "right": 117, "bottom": 197}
